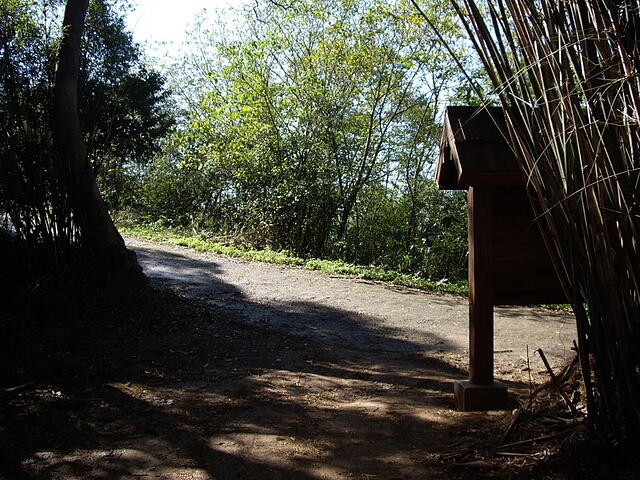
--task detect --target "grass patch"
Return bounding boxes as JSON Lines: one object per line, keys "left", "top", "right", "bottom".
{"left": 117, "top": 221, "right": 468, "bottom": 296}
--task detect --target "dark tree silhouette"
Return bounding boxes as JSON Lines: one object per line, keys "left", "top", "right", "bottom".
{"left": 52, "top": 0, "right": 145, "bottom": 282}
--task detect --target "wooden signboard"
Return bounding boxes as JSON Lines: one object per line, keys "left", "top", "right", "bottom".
{"left": 437, "top": 106, "right": 567, "bottom": 411}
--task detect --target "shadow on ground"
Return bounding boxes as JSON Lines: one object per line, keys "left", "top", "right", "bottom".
{"left": 0, "top": 247, "right": 567, "bottom": 480}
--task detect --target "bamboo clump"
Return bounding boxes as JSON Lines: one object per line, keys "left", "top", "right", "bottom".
{"left": 448, "top": 0, "right": 640, "bottom": 464}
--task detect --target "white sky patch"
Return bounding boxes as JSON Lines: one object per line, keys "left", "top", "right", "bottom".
{"left": 126, "top": 0, "right": 247, "bottom": 57}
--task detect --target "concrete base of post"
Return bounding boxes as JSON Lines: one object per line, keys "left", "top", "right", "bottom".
{"left": 454, "top": 380, "right": 509, "bottom": 411}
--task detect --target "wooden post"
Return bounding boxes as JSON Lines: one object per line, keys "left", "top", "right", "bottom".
{"left": 454, "top": 186, "right": 508, "bottom": 410}
{"left": 468, "top": 186, "right": 494, "bottom": 385}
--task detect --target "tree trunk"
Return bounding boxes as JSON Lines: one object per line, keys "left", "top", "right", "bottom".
{"left": 52, "top": 0, "right": 145, "bottom": 283}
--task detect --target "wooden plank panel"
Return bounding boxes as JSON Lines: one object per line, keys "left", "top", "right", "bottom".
{"left": 493, "top": 246, "right": 552, "bottom": 260}
{"left": 489, "top": 187, "right": 567, "bottom": 304}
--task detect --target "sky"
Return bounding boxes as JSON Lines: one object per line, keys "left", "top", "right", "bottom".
{"left": 126, "top": 0, "right": 248, "bottom": 57}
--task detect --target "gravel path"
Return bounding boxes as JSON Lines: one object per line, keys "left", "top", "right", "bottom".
{"left": 126, "top": 236, "right": 576, "bottom": 373}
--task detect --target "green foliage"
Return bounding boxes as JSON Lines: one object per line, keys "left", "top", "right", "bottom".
{"left": 338, "top": 180, "right": 467, "bottom": 280}
{"left": 138, "top": 155, "right": 193, "bottom": 227}
{"left": 0, "top": 0, "right": 73, "bottom": 270}
{"left": 118, "top": 221, "right": 468, "bottom": 295}
{"left": 138, "top": 0, "right": 474, "bottom": 281}
{"left": 0, "top": 0, "right": 173, "bottom": 274}
{"left": 79, "top": 0, "right": 174, "bottom": 210}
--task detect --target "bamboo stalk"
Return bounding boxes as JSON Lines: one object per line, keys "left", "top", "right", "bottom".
{"left": 435, "top": 0, "right": 640, "bottom": 461}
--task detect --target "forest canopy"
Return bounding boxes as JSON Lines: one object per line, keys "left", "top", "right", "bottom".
{"left": 1, "top": 0, "right": 480, "bottom": 283}
{"left": 134, "top": 0, "right": 476, "bottom": 282}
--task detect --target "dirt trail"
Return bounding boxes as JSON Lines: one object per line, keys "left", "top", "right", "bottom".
{"left": 128, "top": 236, "right": 575, "bottom": 371}
{"left": 4, "top": 236, "right": 578, "bottom": 480}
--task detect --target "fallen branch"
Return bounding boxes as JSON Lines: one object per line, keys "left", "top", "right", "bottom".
{"left": 497, "top": 431, "right": 567, "bottom": 451}
{"left": 495, "top": 451, "right": 540, "bottom": 457}
{"left": 536, "top": 348, "right": 579, "bottom": 417}
{"left": 1, "top": 382, "right": 36, "bottom": 399}
{"left": 498, "top": 407, "right": 524, "bottom": 445}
